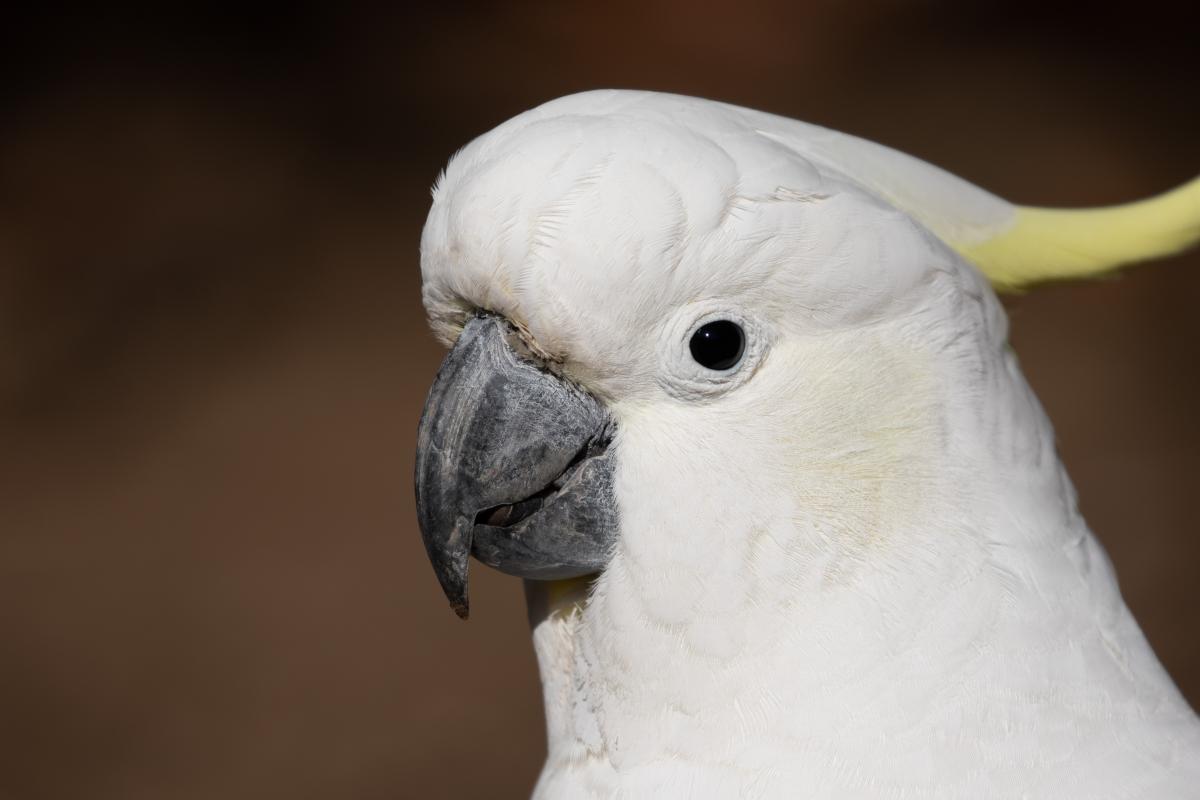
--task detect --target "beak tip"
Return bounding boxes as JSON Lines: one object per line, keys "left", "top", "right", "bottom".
{"left": 432, "top": 557, "right": 471, "bottom": 621}
{"left": 451, "top": 600, "right": 470, "bottom": 620}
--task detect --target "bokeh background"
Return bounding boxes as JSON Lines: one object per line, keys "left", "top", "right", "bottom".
{"left": 2, "top": 3, "right": 1197, "bottom": 798}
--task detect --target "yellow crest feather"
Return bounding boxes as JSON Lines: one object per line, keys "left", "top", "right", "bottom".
{"left": 957, "top": 176, "right": 1200, "bottom": 291}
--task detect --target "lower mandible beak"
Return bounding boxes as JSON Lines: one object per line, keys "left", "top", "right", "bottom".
{"left": 413, "top": 313, "right": 618, "bottom": 619}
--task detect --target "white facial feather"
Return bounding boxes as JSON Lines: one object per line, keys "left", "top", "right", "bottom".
{"left": 420, "top": 90, "right": 1200, "bottom": 799}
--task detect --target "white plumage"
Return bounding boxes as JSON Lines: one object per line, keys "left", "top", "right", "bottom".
{"left": 420, "top": 90, "right": 1200, "bottom": 798}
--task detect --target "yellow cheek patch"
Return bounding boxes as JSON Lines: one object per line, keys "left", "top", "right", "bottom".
{"left": 958, "top": 176, "right": 1200, "bottom": 291}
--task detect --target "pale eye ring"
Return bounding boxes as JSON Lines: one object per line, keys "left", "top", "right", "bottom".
{"left": 688, "top": 320, "right": 745, "bottom": 371}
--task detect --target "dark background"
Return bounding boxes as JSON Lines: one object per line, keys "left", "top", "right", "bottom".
{"left": 2, "top": 3, "right": 1197, "bottom": 798}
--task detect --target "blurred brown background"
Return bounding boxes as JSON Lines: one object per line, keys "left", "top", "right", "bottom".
{"left": 1, "top": 3, "right": 1197, "bottom": 798}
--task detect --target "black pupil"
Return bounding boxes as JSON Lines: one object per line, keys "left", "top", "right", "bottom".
{"left": 689, "top": 320, "right": 745, "bottom": 371}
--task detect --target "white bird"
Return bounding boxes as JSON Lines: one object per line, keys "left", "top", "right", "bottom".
{"left": 414, "top": 90, "right": 1200, "bottom": 799}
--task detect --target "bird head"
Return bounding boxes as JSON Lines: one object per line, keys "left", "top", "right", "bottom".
{"left": 414, "top": 90, "right": 1200, "bottom": 621}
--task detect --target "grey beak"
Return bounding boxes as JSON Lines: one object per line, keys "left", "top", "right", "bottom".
{"left": 414, "top": 314, "right": 618, "bottom": 618}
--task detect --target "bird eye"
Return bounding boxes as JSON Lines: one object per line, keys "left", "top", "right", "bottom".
{"left": 689, "top": 320, "right": 745, "bottom": 371}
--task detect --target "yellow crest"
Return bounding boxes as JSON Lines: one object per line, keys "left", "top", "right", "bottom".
{"left": 956, "top": 177, "right": 1200, "bottom": 291}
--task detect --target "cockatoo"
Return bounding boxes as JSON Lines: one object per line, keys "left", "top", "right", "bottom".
{"left": 414, "top": 90, "right": 1200, "bottom": 798}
